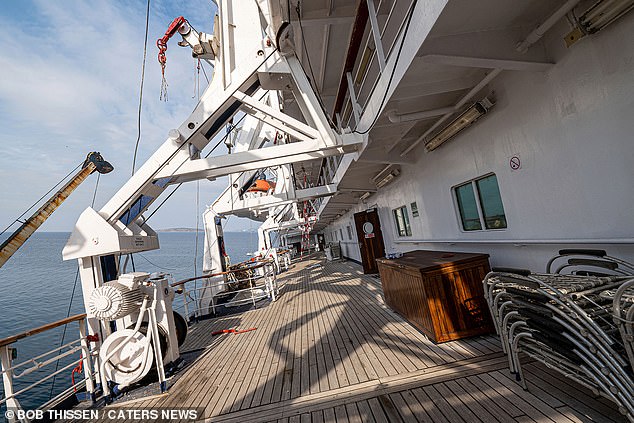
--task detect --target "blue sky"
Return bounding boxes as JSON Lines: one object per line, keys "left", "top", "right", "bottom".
{"left": 0, "top": 0, "right": 255, "bottom": 232}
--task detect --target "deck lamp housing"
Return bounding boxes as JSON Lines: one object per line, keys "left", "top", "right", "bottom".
{"left": 565, "top": 0, "right": 634, "bottom": 46}
{"left": 372, "top": 165, "right": 401, "bottom": 189}
{"left": 359, "top": 192, "right": 373, "bottom": 201}
{"left": 425, "top": 98, "right": 494, "bottom": 152}
{"left": 581, "top": 0, "right": 634, "bottom": 33}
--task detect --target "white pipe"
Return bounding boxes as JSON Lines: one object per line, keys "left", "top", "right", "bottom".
{"left": 516, "top": 0, "right": 582, "bottom": 53}
{"left": 387, "top": 107, "right": 454, "bottom": 123}
{"left": 400, "top": 68, "right": 502, "bottom": 156}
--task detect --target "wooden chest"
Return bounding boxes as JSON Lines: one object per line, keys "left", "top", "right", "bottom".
{"left": 376, "top": 250, "right": 493, "bottom": 343}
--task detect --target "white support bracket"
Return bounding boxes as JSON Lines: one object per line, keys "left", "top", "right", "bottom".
{"left": 156, "top": 137, "right": 361, "bottom": 184}
{"left": 346, "top": 72, "right": 362, "bottom": 125}
{"left": 232, "top": 90, "right": 321, "bottom": 142}
{"left": 366, "top": 0, "right": 386, "bottom": 72}
{"left": 214, "top": 184, "right": 338, "bottom": 214}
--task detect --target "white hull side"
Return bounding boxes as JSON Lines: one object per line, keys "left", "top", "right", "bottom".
{"left": 324, "top": 13, "right": 634, "bottom": 271}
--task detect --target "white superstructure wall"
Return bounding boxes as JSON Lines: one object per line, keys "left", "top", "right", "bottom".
{"left": 324, "top": 13, "right": 634, "bottom": 270}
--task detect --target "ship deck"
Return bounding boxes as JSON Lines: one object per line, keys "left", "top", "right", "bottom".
{"left": 113, "top": 256, "right": 626, "bottom": 423}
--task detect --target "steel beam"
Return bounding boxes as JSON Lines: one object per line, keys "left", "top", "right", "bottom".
{"left": 214, "top": 184, "right": 337, "bottom": 214}
{"left": 158, "top": 138, "right": 361, "bottom": 184}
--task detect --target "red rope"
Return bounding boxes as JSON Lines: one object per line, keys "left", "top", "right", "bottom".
{"left": 211, "top": 328, "right": 257, "bottom": 336}
{"left": 70, "top": 357, "right": 83, "bottom": 392}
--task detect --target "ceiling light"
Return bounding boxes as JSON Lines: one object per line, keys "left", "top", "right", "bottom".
{"left": 565, "top": 0, "right": 634, "bottom": 46}
{"left": 372, "top": 165, "right": 401, "bottom": 189}
{"left": 581, "top": 0, "right": 634, "bottom": 32}
{"left": 376, "top": 171, "right": 398, "bottom": 188}
{"left": 424, "top": 98, "right": 494, "bottom": 152}
{"left": 359, "top": 192, "right": 372, "bottom": 201}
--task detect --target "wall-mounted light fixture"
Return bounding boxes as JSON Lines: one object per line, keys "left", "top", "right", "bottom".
{"left": 359, "top": 191, "right": 373, "bottom": 201}
{"left": 372, "top": 165, "right": 401, "bottom": 189}
{"left": 424, "top": 97, "right": 494, "bottom": 152}
{"left": 565, "top": 0, "right": 634, "bottom": 46}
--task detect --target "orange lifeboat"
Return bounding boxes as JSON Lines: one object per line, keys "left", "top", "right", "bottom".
{"left": 246, "top": 179, "right": 276, "bottom": 193}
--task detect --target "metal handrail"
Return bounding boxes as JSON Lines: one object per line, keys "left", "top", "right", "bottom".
{"left": 172, "top": 260, "right": 280, "bottom": 320}
{"left": 0, "top": 313, "right": 87, "bottom": 348}
{"left": 11, "top": 338, "right": 83, "bottom": 377}
{"left": 329, "top": 0, "right": 416, "bottom": 161}
{"left": 171, "top": 260, "right": 271, "bottom": 287}
{"left": 0, "top": 315, "right": 95, "bottom": 420}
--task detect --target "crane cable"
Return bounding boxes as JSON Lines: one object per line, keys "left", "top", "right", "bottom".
{"left": 48, "top": 172, "right": 102, "bottom": 400}
{"left": 293, "top": 1, "right": 337, "bottom": 131}
{"left": 131, "top": 0, "right": 152, "bottom": 176}
{"left": 352, "top": 0, "right": 418, "bottom": 135}
{"left": 0, "top": 163, "right": 82, "bottom": 237}
{"left": 143, "top": 90, "right": 269, "bottom": 224}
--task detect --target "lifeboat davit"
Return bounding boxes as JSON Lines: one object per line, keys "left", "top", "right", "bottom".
{"left": 247, "top": 179, "right": 276, "bottom": 193}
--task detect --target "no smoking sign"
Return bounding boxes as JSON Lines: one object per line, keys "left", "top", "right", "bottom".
{"left": 509, "top": 155, "right": 521, "bottom": 171}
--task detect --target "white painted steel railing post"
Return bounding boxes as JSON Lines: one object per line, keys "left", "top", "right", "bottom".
{"left": 1, "top": 345, "right": 21, "bottom": 423}
{"left": 250, "top": 275, "right": 256, "bottom": 308}
{"left": 182, "top": 286, "right": 190, "bottom": 322}
{"left": 271, "top": 264, "right": 279, "bottom": 299}
{"left": 194, "top": 285, "right": 201, "bottom": 320}
{"left": 266, "top": 263, "right": 276, "bottom": 302}
{"left": 366, "top": 0, "right": 386, "bottom": 72}
{"left": 78, "top": 318, "right": 95, "bottom": 402}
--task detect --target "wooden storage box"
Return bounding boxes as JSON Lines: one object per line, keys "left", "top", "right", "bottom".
{"left": 376, "top": 250, "right": 493, "bottom": 343}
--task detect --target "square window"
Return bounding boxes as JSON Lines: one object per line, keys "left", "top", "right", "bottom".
{"left": 476, "top": 175, "right": 507, "bottom": 229}
{"left": 393, "top": 206, "right": 412, "bottom": 236}
{"left": 454, "top": 174, "right": 506, "bottom": 231}
{"left": 455, "top": 183, "right": 482, "bottom": 231}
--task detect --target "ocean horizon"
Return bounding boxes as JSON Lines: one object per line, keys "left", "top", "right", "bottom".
{"left": 0, "top": 231, "right": 258, "bottom": 411}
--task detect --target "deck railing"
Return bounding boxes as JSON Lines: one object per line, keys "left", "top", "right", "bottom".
{"left": 314, "top": 0, "right": 416, "bottom": 191}
{"left": 0, "top": 314, "right": 95, "bottom": 422}
{"left": 171, "top": 260, "right": 279, "bottom": 320}
{"left": 339, "top": 0, "right": 416, "bottom": 130}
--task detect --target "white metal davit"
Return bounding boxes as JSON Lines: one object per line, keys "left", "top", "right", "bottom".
{"left": 58, "top": 0, "right": 365, "bottom": 403}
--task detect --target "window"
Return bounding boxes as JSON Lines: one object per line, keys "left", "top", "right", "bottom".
{"left": 454, "top": 174, "right": 506, "bottom": 231}
{"left": 346, "top": 225, "right": 353, "bottom": 240}
{"left": 393, "top": 206, "right": 412, "bottom": 236}
{"left": 339, "top": 228, "right": 344, "bottom": 241}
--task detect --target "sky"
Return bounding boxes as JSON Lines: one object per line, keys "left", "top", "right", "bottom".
{"left": 0, "top": 0, "right": 257, "bottom": 232}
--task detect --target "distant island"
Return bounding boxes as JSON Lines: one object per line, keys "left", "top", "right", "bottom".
{"left": 157, "top": 228, "right": 204, "bottom": 232}
{"left": 157, "top": 228, "right": 257, "bottom": 233}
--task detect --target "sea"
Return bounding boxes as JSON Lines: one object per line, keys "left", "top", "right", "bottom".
{"left": 0, "top": 231, "right": 258, "bottom": 413}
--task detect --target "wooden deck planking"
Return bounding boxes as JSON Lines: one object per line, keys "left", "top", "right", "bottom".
{"left": 312, "top": 273, "right": 346, "bottom": 389}
{"left": 101, "top": 257, "right": 626, "bottom": 423}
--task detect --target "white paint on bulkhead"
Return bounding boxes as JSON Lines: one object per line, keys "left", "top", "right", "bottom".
{"left": 325, "top": 12, "right": 634, "bottom": 271}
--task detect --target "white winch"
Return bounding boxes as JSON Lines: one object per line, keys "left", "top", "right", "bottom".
{"left": 90, "top": 272, "right": 182, "bottom": 399}
{"left": 99, "top": 329, "right": 155, "bottom": 388}
{"left": 88, "top": 274, "right": 146, "bottom": 320}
